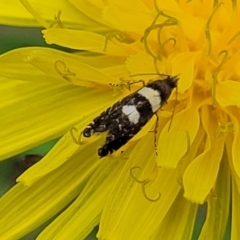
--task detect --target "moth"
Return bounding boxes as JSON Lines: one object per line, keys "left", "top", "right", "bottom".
{"left": 83, "top": 75, "right": 179, "bottom": 157}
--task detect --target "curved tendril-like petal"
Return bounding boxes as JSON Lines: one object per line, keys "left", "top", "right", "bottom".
{"left": 156, "top": 20, "right": 176, "bottom": 48}
{"left": 231, "top": 0, "right": 237, "bottom": 8}
{"left": 141, "top": 182, "right": 161, "bottom": 202}
{"left": 212, "top": 50, "right": 228, "bottom": 106}
{"left": 130, "top": 166, "right": 146, "bottom": 184}
{"left": 142, "top": 10, "right": 178, "bottom": 73}
{"left": 153, "top": 58, "right": 160, "bottom": 74}
{"left": 116, "top": 78, "right": 146, "bottom": 91}
{"left": 154, "top": 0, "right": 161, "bottom": 13}
{"left": 143, "top": 20, "right": 175, "bottom": 51}
{"left": 103, "top": 31, "right": 127, "bottom": 52}
{"left": 228, "top": 31, "right": 240, "bottom": 45}
{"left": 54, "top": 60, "right": 76, "bottom": 80}
{"left": 130, "top": 166, "right": 161, "bottom": 202}
{"left": 213, "top": 0, "right": 218, "bottom": 7}
{"left": 205, "top": 2, "right": 223, "bottom": 56}
{"left": 69, "top": 127, "right": 84, "bottom": 145}
{"left": 143, "top": 22, "right": 173, "bottom": 71}
{"left": 141, "top": 12, "right": 162, "bottom": 60}
{"left": 160, "top": 38, "right": 176, "bottom": 51}
{"left": 49, "top": 10, "right": 65, "bottom": 28}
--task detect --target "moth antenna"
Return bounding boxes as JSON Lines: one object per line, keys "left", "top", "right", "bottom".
{"left": 129, "top": 73, "right": 170, "bottom": 78}
{"left": 168, "top": 85, "right": 178, "bottom": 132}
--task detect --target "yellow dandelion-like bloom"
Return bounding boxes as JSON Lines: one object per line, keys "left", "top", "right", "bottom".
{"left": 0, "top": 0, "right": 239, "bottom": 239}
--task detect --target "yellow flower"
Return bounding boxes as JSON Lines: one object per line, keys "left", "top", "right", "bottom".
{"left": 0, "top": 0, "right": 239, "bottom": 239}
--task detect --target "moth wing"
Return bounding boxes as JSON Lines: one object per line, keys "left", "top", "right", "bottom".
{"left": 83, "top": 91, "right": 137, "bottom": 136}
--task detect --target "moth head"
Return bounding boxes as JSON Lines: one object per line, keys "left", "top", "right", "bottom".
{"left": 165, "top": 75, "right": 179, "bottom": 89}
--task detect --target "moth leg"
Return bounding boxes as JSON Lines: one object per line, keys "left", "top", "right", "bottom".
{"left": 148, "top": 113, "right": 159, "bottom": 155}
{"left": 110, "top": 79, "right": 145, "bottom": 91}
{"left": 126, "top": 79, "right": 145, "bottom": 91}
{"left": 153, "top": 113, "right": 159, "bottom": 156}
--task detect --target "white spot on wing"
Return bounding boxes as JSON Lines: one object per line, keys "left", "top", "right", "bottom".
{"left": 138, "top": 87, "right": 161, "bottom": 112}
{"left": 122, "top": 105, "right": 140, "bottom": 124}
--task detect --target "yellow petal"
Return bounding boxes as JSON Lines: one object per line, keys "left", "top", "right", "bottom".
{"left": 0, "top": 143, "right": 102, "bottom": 239}
{"left": 183, "top": 106, "right": 224, "bottom": 204}
{"left": 157, "top": 93, "right": 210, "bottom": 168}
{"left": 157, "top": 0, "right": 205, "bottom": 42}
{"left": 17, "top": 94, "right": 123, "bottom": 184}
{"left": 0, "top": 72, "right": 120, "bottom": 161}
{"left": 231, "top": 179, "right": 240, "bottom": 240}
{"left": 0, "top": 78, "right": 76, "bottom": 160}
{"left": 0, "top": 48, "right": 56, "bottom": 82}
{"left": 0, "top": 45, "right": 122, "bottom": 85}
{"left": 73, "top": 54, "right": 126, "bottom": 69}
{"left": 157, "top": 131, "right": 189, "bottom": 168}
{"left": 0, "top": 0, "right": 39, "bottom": 26}
{"left": 225, "top": 107, "right": 240, "bottom": 179}
{"left": 125, "top": 51, "right": 160, "bottom": 75}
{"left": 43, "top": 28, "right": 137, "bottom": 57}
{"left": 17, "top": 122, "right": 98, "bottom": 185}
{"left": 69, "top": 0, "right": 108, "bottom": 26}
{"left": 178, "top": 126, "right": 206, "bottom": 181}
{"left": 198, "top": 155, "right": 230, "bottom": 240}
{"left": 102, "top": 0, "right": 151, "bottom": 32}
{"left": 0, "top": 0, "right": 103, "bottom": 29}
{"left": 98, "top": 135, "right": 180, "bottom": 239}
{"left": 152, "top": 192, "right": 198, "bottom": 240}
{"left": 28, "top": 47, "right": 119, "bottom": 85}
{"left": 0, "top": 47, "right": 118, "bottom": 85}
{"left": 171, "top": 52, "right": 195, "bottom": 93}
{"left": 216, "top": 81, "right": 240, "bottom": 107}
{"left": 37, "top": 159, "right": 126, "bottom": 239}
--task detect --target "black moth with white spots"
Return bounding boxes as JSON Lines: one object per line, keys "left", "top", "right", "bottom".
{"left": 83, "top": 75, "right": 179, "bottom": 157}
